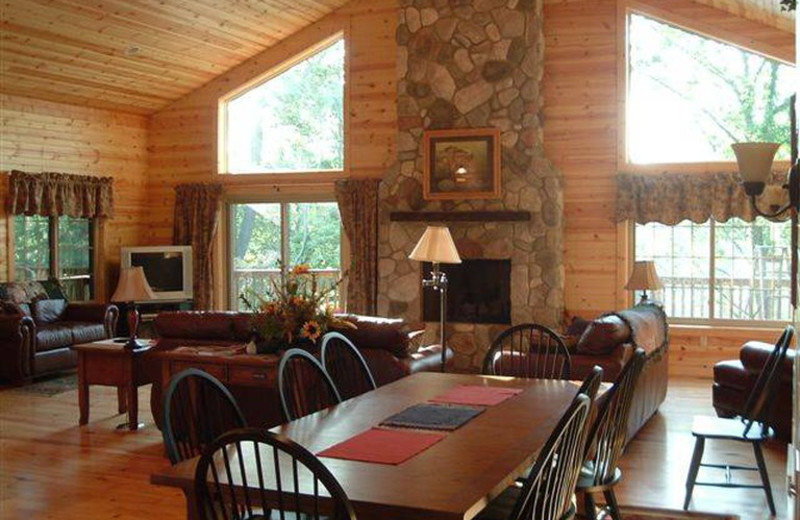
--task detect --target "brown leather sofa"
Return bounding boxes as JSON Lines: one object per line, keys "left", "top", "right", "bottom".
{"left": 147, "top": 311, "right": 451, "bottom": 427}
{"left": 564, "top": 303, "right": 669, "bottom": 442}
{"left": 0, "top": 280, "right": 118, "bottom": 384}
{"left": 713, "top": 339, "right": 794, "bottom": 441}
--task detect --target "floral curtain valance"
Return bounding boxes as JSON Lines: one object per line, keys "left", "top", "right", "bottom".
{"left": 616, "top": 171, "right": 790, "bottom": 225}
{"left": 8, "top": 170, "right": 114, "bottom": 218}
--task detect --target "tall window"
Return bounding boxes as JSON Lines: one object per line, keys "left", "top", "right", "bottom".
{"left": 628, "top": 12, "right": 795, "bottom": 324}
{"left": 627, "top": 13, "right": 795, "bottom": 164}
{"left": 14, "top": 215, "right": 95, "bottom": 301}
{"left": 221, "top": 38, "right": 345, "bottom": 174}
{"left": 229, "top": 201, "right": 342, "bottom": 310}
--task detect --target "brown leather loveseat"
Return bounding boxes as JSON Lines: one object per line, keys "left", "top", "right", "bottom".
{"left": 147, "top": 311, "right": 450, "bottom": 427}
{"left": 0, "top": 280, "right": 118, "bottom": 384}
{"left": 713, "top": 338, "right": 794, "bottom": 441}
{"left": 563, "top": 303, "right": 669, "bottom": 442}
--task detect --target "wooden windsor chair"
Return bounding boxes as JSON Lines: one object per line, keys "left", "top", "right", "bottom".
{"left": 683, "top": 325, "right": 795, "bottom": 516}
{"left": 482, "top": 323, "right": 571, "bottom": 380}
{"left": 320, "top": 331, "right": 377, "bottom": 401}
{"left": 278, "top": 348, "right": 342, "bottom": 421}
{"left": 162, "top": 368, "right": 246, "bottom": 464}
{"left": 576, "top": 348, "right": 647, "bottom": 520}
{"left": 194, "top": 427, "right": 358, "bottom": 520}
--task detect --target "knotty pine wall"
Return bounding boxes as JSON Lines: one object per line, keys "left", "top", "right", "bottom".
{"left": 145, "top": 0, "right": 396, "bottom": 247}
{"left": 0, "top": 94, "right": 149, "bottom": 298}
{"left": 543, "top": 0, "right": 795, "bottom": 378}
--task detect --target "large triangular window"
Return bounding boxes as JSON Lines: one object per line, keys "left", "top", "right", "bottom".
{"left": 221, "top": 37, "right": 345, "bottom": 174}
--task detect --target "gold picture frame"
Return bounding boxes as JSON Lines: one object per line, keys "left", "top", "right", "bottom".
{"left": 423, "top": 127, "right": 501, "bottom": 200}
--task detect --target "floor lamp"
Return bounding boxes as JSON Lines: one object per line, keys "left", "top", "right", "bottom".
{"left": 409, "top": 226, "right": 462, "bottom": 372}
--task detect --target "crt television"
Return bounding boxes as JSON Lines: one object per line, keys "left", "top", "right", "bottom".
{"left": 120, "top": 246, "right": 193, "bottom": 301}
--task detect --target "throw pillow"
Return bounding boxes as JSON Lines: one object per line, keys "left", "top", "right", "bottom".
{"left": 32, "top": 298, "right": 67, "bottom": 324}
{"left": 576, "top": 314, "right": 632, "bottom": 356}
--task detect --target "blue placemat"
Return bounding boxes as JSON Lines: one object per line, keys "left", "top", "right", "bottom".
{"left": 380, "top": 403, "right": 484, "bottom": 431}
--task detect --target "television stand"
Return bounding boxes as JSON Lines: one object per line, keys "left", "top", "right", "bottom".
{"left": 115, "top": 299, "right": 193, "bottom": 338}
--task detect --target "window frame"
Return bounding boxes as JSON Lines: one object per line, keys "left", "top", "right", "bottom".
{"left": 217, "top": 32, "right": 349, "bottom": 177}
{"left": 224, "top": 193, "right": 348, "bottom": 311}
{"left": 11, "top": 214, "right": 98, "bottom": 301}
{"left": 630, "top": 219, "right": 792, "bottom": 328}
{"left": 618, "top": 1, "right": 794, "bottom": 173}
{"left": 618, "top": 1, "right": 795, "bottom": 327}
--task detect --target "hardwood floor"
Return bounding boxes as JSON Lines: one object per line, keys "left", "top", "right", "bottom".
{"left": 0, "top": 376, "right": 788, "bottom": 519}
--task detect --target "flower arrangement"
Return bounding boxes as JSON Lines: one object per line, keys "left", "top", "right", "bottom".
{"left": 240, "top": 264, "right": 354, "bottom": 352}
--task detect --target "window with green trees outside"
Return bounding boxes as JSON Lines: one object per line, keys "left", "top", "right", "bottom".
{"left": 628, "top": 13, "right": 795, "bottom": 323}
{"left": 14, "top": 215, "right": 95, "bottom": 301}
{"left": 229, "top": 201, "right": 342, "bottom": 310}
{"left": 222, "top": 38, "right": 345, "bottom": 174}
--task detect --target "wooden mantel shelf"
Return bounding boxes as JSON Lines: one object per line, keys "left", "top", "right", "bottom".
{"left": 389, "top": 211, "right": 531, "bottom": 222}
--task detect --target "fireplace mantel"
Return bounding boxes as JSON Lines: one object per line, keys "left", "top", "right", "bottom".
{"left": 389, "top": 211, "right": 531, "bottom": 223}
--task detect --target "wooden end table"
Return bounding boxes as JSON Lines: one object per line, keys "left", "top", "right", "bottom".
{"left": 71, "top": 339, "right": 154, "bottom": 431}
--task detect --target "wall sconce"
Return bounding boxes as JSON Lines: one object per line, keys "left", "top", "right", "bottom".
{"left": 732, "top": 94, "right": 798, "bottom": 306}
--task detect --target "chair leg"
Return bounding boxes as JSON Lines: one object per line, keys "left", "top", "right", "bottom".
{"left": 583, "top": 491, "right": 596, "bottom": 520}
{"left": 683, "top": 436, "right": 705, "bottom": 510}
{"left": 603, "top": 489, "right": 622, "bottom": 520}
{"left": 752, "top": 441, "right": 776, "bottom": 516}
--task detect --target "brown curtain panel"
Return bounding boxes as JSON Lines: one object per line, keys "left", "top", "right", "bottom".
{"left": 173, "top": 183, "right": 224, "bottom": 310}
{"left": 8, "top": 170, "right": 114, "bottom": 218}
{"left": 616, "top": 171, "right": 790, "bottom": 225}
{"left": 335, "top": 178, "right": 381, "bottom": 315}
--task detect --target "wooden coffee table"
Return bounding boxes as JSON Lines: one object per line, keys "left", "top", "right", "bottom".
{"left": 71, "top": 339, "right": 154, "bottom": 431}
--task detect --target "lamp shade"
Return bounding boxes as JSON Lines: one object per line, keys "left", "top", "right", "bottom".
{"left": 731, "top": 142, "right": 780, "bottom": 184}
{"left": 111, "top": 266, "right": 156, "bottom": 302}
{"left": 409, "top": 226, "right": 462, "bottom": 264}
{"left": 625, "top": 261, "right": 663, "bottom": 291}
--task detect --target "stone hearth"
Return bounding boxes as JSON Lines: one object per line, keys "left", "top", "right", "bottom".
{"left": 377, "top": 0, "right": 564, "bottom": 372}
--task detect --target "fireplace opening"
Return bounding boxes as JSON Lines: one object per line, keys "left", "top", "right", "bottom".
{"left": 421, "top": 259, "right": 511, "bottom": 324}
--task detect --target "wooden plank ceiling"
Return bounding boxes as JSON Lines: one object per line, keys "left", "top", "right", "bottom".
{"left": 0, "top": 0, "right": 351, "bottom": 114}
{"left": 0, "top": 0, "right": 794, "bottom": 115}
{"left": 693, "top": 0, "right": 796, "bottom": 32}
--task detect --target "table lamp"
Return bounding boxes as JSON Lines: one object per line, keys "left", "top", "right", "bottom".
{"left": 625, "top": 261, "right": 663, "bottom": 304}
{"left": 409, "top": 226, "right": 462, "bottom": 372}
{"left": 111, "top": 266, "right": 156, "bottom": 349}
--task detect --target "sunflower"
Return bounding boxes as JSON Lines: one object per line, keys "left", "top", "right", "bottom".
{"left": 291, "top": 264, "right": 311, "bottom": 275}
{"left": 300, "top": 320, "right": 322, "bottom": 341}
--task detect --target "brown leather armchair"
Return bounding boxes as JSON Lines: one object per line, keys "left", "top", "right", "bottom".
{"left": 0, "top": 281, "right": 119, "bottom": 384}
{"left": 713, "top": 339, "right": 794, "bottom": 441}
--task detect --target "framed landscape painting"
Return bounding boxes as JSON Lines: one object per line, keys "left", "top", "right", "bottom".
{"left": 423, "top": 128, "right": 501, "bottom": 200}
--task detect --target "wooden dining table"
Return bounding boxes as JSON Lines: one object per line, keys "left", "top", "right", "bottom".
{"left": 150, "top": 372, "right": 582, "bottom": 520}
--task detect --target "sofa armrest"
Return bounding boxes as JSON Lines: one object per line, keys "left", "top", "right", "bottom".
{"left": 0, "top": 314, "right": 35, "bottom": 382}
{"left": 740, "top": 339, "right": 794, "bottom": 382}
{"left": 406, "top": 344, "right": 452, "bottom": 373}
{"left": 64, "top": 303, "right": 119, "bottom": 337}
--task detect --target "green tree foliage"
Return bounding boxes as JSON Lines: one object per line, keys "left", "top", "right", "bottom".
{"left": 231, "top": 202, "right": 340, "bottom": 270}
{"left": 629, "top": 14, "right": 795, "bottom": 161}
{"left": 226, "top": 39, "right": 345, "bottom": 173}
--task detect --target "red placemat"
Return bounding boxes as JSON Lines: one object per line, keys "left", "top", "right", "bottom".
{"left": 317, "top": 428, "right": 446, "bottom": 465}
{"left": 429, "top": 385, "right": 523, "bottom": 406}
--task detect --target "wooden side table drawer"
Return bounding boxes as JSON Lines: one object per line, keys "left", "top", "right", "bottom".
{"left": 170, "top": 360, "right": 227, "bottom": 382}
{"left": 229, "top": 365, "right": 276, "bottom": 386}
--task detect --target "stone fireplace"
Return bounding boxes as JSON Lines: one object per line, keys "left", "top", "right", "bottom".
{"left": 377, "top": 0, "right": 564, "bottom": 372}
